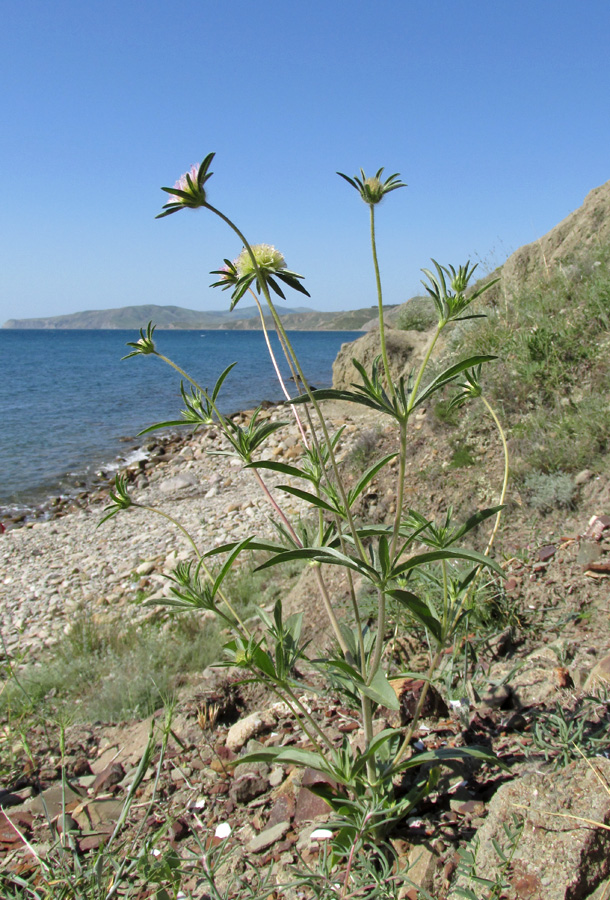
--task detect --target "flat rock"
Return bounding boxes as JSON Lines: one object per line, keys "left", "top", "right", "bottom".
{"left": 225, "top": 710, "right": 275, "bottom": 752}
{"left": 246, "top": 820, "right": 290, "bottom": 854}
{"left": 449, "top": 758, "right": 610, "bottom": 900}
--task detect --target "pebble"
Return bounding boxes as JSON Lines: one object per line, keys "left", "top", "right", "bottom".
{"left": 0, "top": 405, "right": 372, "bottom": 659}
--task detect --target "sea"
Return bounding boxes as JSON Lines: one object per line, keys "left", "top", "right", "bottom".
{"left": 0, "top": 329, "right": 359, "bottom": 518}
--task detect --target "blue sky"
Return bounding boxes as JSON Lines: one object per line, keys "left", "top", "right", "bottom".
{"left": 2, "top": 0, "right": 609, "bottom": 323}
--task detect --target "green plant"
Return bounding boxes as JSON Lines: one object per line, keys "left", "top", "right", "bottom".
{"left": 522, "top": 471, "right": 577, "bottom": 513}
{"left": 449, "top": 440, "right": 477, "bottom": 468}
{"left": 452, "top": 814, "right": 524, "bottom": 900}
{"left": 0, "top": 614, "right": 222, "bottom": 725}
{"left": 103, "top": 153, "right": 511, "bottom": 885}
{"left": 0, "top": 709, "right": 177, "bottom": 900}
{"left": 453, "top": 246, "right": 610, "bottom": 474}
{"left": 531, "top": 694, "right": 610, "bottom": 768}
{"left": 346, "top": 426, "right": 382, "bottom": 471}
{"left": 396, "top": 296, "right": 438, "bottom": 332}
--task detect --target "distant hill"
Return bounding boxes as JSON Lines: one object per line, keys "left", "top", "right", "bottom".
{"left": 2, "top": 303, "right": 387, "bottom": 331}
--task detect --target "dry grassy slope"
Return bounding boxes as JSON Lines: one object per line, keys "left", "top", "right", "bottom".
{"left": 500, "top": 178, "right": 610, "bottom": 293}
{"left": 364, "top": 178, "right": 610, "bottom": 332}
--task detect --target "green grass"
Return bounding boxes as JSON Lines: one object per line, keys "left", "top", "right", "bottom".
{"left": 450, "top": 244, "right": 610, "bottom": 474}
{"left": 1, "top": 614, "right": 222, "bottom": 725}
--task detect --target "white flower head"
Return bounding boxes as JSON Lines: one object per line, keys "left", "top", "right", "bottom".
{"left": 234, "top": 244, "right": 287, "bottom": 278}
{"left": 214, "top": 822, "right": 232, "bottom": 839}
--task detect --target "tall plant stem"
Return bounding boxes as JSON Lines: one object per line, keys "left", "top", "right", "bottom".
{"left": 369, "top": 204, "right": 394, "bottom": 398}
{"left": 481, "top": 395, "right": 509, "bottom": 558}
{"left": 453, "top": 393, "right": 510, "bottom": 624}
{"left": 154, "top": 352, "right": 206, "bottom": 395}
{"left": 392, "top": 647, "right": 443, "bottom": 768}
{"left": 135, "top": 503, "right": 249, "bottom": 635}
{"left": 407, "top": 324, "right": 443, "bottom": 414}
{"left": 313, "top": 563, "right": 350, "bottom": 658}
{"left": 248, "top": 287, "right": 309, "bottom": 447}
{"left": 251, "top": 467, "right": 302, "bottom": 546}
{"left": 281, "top": 683, "right": 337, "bottom": 754}
{"left": 204, "top": 202, "right": 367, "bottom": 564}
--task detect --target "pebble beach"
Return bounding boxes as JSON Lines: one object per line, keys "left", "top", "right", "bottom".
{"left": 0, "top": 402, "right": 373, "bottom": 660}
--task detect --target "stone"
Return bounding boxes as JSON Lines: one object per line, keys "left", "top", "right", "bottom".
{"left": 404, "top": 843, "right": 439, "bottom": 894}
{"left": 575, "top": 469, "right": 594, "bottom": 485}
{"left": 448, "top": 758, "right": 610, "bottom": 900}
{"left": 225, "top": 710, "right": 275, "bottom": 752}
{"left": 578, "top": 540, "right": 603, "bottom": 568}
{"left": 157, "top": 473, "right": 198, "bottom": 494}
{"left": 26, "top": 783, "right": 86, "bottom": 818}
{"left": 584, "top": 652, "right": 610, "bottom": 691}
{"left": 91, "top": 762, "right": 125, "bottom": 796}
{"left": 229, "top": 773, "right": 269, "bottom": 804}
{"left": 246, "top": 820, "right": 291, "bottom": 854}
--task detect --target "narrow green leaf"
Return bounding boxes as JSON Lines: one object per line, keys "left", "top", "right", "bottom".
{"left": 349, "top": 453, "right": 397, "bottom": 505}
{"left": 277, "top": 485, "right": 339, "bottom": 514}
{"left": 392, "top": 548, "right": 503, "bottom": 578}
{"left": 388, "top": 589, "right": 443, "bottom": 643}
{"left": 412, "top": 355, "right": 497, "bottom": 408}
{"left": 246, "top": 460, "right": 313, "bottom": 480}
{"left": 212, "top": 537, "right": 253, "bottom": 597}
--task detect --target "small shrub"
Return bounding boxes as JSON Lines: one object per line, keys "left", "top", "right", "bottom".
{"left": 396, "top": 296, "right": 437, "bottom": 331}
{"left": 523, "top": 471, "right": 576, "bottom": 513}
{"left": 346, "top": 427, "right": 381, "bottom": 470}
{"left": 450, "top": 440, "right": 477, "bottom": 468}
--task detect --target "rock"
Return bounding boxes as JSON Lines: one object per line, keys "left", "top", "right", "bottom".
{"left": 158, "top": 473, "right": 198, "bottom": 494}
{"left": 91, "top": 762, "right": 126, "bottom": 796}
{"left": 584, "top": 651, "right": 610, "bottom": 691}
{"left": 478, "top": 684, "right": 514, "bottom": 710}
{"left": 584, "top": 515, "right": 610, "bottom": 541}
{"left": 332, "top": 328, "right": 431, "bottom": 391}
{"left": 230, "top": 773, "right": 269, "bottom": 804}
{"left": 578, "top": 540, "right": 603, "bottom": 569}
{"left": 491, "top": 646, "right": 564, "bottom": 707}
{"left": 26, "top": 783, "right": 86, "bottom": 818}
{"left": 448, "top": 758, "right": 610, "bottom": 900}
{"left": 246, "top": 820, "right": 290, "bottom": 854}
{"left": 225, "top": 710, "right": 275, "bottom": 752}
{"left": 575, "top": 469, "right": 595, "bottom": 485}
{"left": 403, "top": 843, "right": 440, "bottom": 895}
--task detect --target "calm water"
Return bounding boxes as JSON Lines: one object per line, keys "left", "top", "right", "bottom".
{"left": 0, "top": 329, "right": 358, "bottom": 514}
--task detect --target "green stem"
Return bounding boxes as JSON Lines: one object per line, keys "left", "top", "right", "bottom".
{"left": 369, "top": 204, "right": 394, "bottom": 398}
{"left": 481, "top": 395, "right": 509, "bottom": 557}
{"left": 366, "top": 587, "right": 386, "bottom": 686}
{"left": 390, "top": 420, "right": 408, "bottom": 559}
{"left": 248, "top": 287, "right": 309, "bottom": 446}
{"left": 392, "top": 647, "right": 443, "bottom": 768}
{"left": 282, "top": 683, "right": 336, "bottom": 754}
{"left": 135, "top": 503, "right": 249, "bottom": 636}
{"left": 206, "top": 201, "right": 366, "bottom": 562}
{"left": 406, "top": 324, "right": 443, "bottom": 414}
{"left": 155, "top": 352, "right": 206, "bottom": 395}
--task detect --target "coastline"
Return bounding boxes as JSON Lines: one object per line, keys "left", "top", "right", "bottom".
{"left": 0, "top": 329, "right": 360, "bottom": 524}
{"left": 0, "top": 399, "right": 377, "bottom": 661}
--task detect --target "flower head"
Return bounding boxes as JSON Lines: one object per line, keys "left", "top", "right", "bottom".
{"left": 210, "top": 244, "right": 309, "bottom": 311}
{"left": 157, "top": 152, "right": 215, "bottom": 218}
{"left": 234, "top": 244, "right": 287, "bottom": 278}
{"left": 337, "top": 166, "right": 406, "bottom": 205}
